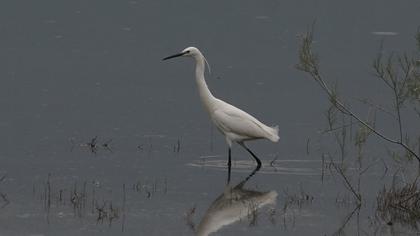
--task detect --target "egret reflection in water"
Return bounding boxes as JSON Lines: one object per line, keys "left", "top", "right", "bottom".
{"left": 196, "top": 165, "right": 278, "bottom": 236}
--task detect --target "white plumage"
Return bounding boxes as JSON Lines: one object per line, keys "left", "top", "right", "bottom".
{"left": 212, "top": 102, "right": 279, "bottom": 146}
{"left": 163, "top": 46, "right": 279, "bottom": 169}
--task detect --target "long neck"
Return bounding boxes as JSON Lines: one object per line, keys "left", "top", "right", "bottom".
{"left": 194, "top": 55, "right": 215, "bottom": 112}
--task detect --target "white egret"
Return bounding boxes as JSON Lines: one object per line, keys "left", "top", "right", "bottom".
{"left": 163, "top": 47, "right": 279, "bottom": 170}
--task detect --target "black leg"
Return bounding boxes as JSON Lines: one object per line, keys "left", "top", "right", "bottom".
{"left": 227, "top": 147, "right": 232, "bottom": 184}
{"left": 237, "top": 164, "right": 261, "bottom": 188}
{"left": 239, "top": 143, "right": 262, "bottom": 170}
{"left": 228, "top": 147, "right": 232, "bottom": 168}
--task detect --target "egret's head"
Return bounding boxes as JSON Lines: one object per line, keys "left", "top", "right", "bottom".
{"left": 163, "top": 46, "right": 211, "bottom": 73}
{"left": 162, "top": 47, "right": 201, "bottom": 60}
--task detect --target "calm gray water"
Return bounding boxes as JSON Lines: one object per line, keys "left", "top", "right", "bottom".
{"left": 0, "top": 0, "right": 419, "bottom": 235}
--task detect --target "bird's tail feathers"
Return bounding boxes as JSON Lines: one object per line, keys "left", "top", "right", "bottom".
{"left": 268, "top": 125, "right": 280, "bottom": 142}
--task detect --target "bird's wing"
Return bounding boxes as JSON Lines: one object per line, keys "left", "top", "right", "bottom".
{"left": 212, "top": 108, "right": 269, "bottom": 140}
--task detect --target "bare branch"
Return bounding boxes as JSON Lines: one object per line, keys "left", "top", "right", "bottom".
{"left": 330, "top": 161, "right": 361, "bottom": 203}
{"left": 297, "top": 25, "right": 420, "bottom": 162}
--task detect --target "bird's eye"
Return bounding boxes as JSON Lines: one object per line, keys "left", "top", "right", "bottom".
{"left": 185, "top": 50, "right": 190, "bottom": 53}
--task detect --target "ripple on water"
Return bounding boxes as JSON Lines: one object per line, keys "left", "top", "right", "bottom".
{"left": 187, "top": 157, "right": 322, "bottom": 176}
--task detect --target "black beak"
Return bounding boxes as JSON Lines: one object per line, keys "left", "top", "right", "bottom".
{"left": 162, "top": 52, "right": 187, "bottom": 61}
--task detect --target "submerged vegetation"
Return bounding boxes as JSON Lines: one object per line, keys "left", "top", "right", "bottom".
{"left": 33, "top": 174, "right": 168, "bottom": 230}
{"left": 377, "top": 179, "right": 420, "bottom": 229}
{"left": 0, "top": 175, "right": 9, "bottom": 209}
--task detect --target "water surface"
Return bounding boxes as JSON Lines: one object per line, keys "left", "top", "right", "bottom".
{"left": 0, "top": 0, "right": 419, "bottom": 235}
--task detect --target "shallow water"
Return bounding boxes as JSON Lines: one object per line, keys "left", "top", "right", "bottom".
{"left": 0, "top": 0, "right": 419, "bottom": 235}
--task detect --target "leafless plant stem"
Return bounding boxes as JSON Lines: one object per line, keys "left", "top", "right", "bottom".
{"left": 296, "top": 25, "right": 419, "bottom": 162}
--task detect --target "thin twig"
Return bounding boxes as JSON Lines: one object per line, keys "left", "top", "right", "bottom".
{"left": 296, "top": 26, "right": 420, "bottom": 162}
